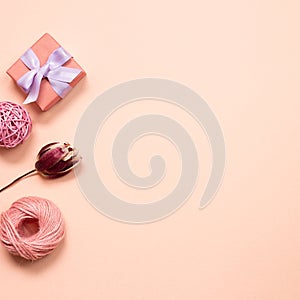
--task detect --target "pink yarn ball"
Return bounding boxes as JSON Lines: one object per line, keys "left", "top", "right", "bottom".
{"left": 0, "top": 197, "right": 65, "bottom": 260}
{"left": 0, "top": 101, "right": 32, "bottom": 148}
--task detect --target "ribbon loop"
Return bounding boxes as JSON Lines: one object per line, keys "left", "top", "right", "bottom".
{"left": 20, "top": 48, "right": 40, "bottom": 70}
{"left": 47, "top": 47, "right": 72, "bottom": 69}
{"left": 17, "top": 47, "right": 81, "bottom": 104}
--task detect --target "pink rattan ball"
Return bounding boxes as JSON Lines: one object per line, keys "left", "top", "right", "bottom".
{"left": 0, "top": 101, "right": 32, "bottom": 149}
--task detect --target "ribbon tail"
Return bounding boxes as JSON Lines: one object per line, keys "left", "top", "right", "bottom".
{"left": 17, "top": 69, "right": 38, "bottom": 93}
{"left": 23, "top": 72, "right": 44, "bottom": 104}
{"left": 47, "top": 66, "right": 81, "bottom": 98}
{"left": 47, "top": 67, "right": 81, "bottom": 83}
{"left": 48, "top": 78, "right": 72, "bottom": 98}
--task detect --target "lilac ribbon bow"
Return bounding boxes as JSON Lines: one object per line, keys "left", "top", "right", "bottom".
{"left": 17, "top": 47, "right": 82, "bottom": 104}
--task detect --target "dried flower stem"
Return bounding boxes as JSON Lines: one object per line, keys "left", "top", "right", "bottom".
{"left": 0, "top": 169, "right": 37, "bottom": 193}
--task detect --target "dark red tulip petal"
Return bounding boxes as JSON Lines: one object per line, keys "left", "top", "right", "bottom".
{"left": 43, "top": 156, "right": 81, "bottom": 176}
{"left": 35, "top": 147, "right": 66, "bottom": 172}
{"left": 37, "top": 142, "right": 59, "bottom": 158}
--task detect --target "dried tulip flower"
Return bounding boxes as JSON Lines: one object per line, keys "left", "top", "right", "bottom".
{"left": 0, "top": 142, "right": 81, "bottom": 193}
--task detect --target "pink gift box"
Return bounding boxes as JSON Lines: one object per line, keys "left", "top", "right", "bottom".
{"left": 7, "top": 33, "right": 86, "bottom": 111}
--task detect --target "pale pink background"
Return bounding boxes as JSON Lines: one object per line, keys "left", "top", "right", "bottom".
{"left": 0, "top": 1, "right": 299, "bottom": 299}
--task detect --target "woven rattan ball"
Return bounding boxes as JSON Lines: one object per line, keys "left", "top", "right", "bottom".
{"left": 0, "top": 101, "right": 32, "bottom": 149}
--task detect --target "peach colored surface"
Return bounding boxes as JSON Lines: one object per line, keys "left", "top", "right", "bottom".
{"left": 0, "top": 0, "right": 299, "bottom": 299}
{"left": 7, "top": 33, "right": 86, "bottom": 111}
